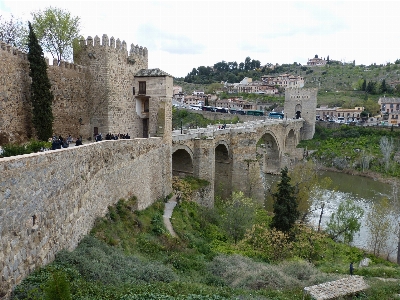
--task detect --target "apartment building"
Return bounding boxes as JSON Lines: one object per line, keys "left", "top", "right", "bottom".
{"left": 260, "top": 73, "right": 304, "bottom": 88}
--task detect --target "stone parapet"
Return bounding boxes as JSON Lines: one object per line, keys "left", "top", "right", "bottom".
{"left": 0, "top": 138, "right": 171, "bottom": 297}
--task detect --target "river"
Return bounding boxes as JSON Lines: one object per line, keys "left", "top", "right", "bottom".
{"left": 266, "top": 170, "right": 400, "bottom": 262}
{"left": 313, "top": 171, "right": 400, "bottom": 261}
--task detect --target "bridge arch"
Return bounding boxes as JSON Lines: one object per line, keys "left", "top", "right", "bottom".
{"left": 285, "top": 129, "right": 296, "bottom": 152}
{"left": 256, "top": 131, "right": 282, "bottom": 174}
{"left": 214, "top": 141, "right": 232, "bottom": 199}
{"left": 172, "top": 145, "right": 194, "bottom": 177}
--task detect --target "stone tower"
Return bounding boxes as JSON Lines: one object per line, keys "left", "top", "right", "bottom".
{"left": 284, "top": 88, "right": 317, "bottom": 140}
{"left": 73, "top": 34, "right": 173, "bottom": 140}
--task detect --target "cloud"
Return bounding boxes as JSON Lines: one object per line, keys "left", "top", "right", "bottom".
{"left": 262, "top": 3, "right": 348, "bottom": 39}
{"left": 136, "top": 24, "right": 205, "bottom": 55}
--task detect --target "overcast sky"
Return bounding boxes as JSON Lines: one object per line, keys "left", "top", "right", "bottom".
{"left": 0, "top": 0, "right": 398, "bottom": 78}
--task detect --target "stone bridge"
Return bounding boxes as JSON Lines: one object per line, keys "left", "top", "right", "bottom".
{"left": 172, "top": 118, "right": 305, "bottom": 204}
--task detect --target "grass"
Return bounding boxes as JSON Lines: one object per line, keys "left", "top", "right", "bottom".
{"left": 12, "top": 177, "right": 400, "bottom": 299}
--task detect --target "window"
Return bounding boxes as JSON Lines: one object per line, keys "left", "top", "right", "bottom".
{"left": 139, "top": 81, "right": 146, "bottom": 95}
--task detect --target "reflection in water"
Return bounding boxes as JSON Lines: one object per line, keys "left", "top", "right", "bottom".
{"left": 264, "top": 170, "right": 400, "bottom": 261}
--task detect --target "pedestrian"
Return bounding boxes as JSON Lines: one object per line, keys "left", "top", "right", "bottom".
{"left": 349, "top": 262, "right": 354, "bottom": 275}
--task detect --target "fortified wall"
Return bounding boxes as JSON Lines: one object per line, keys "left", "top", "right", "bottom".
{"left": 0, "top": 33, "right": 174, "bottom": 297}
{"left": 0, "top": 138, "right": 172, "bottom": 295}
{"left": 0, "top": 42, "right": 90, "bottom": 144}
{"left": 0, "top": 34, "right": 161, "bottom": 144}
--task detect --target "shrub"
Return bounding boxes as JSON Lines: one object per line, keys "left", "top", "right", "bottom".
{"left": 208, "top": 254, "right": 338, "bottom": 290}
{"left": 1, "top": 143, "right": 29, "bottom": 157}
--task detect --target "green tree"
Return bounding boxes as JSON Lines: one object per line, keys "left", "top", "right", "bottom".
{"left": 326, "top": 199, "right": 364, "bottom": 244}
{"left": 206, "top": 82, "right": 223, "bottom": 94}
{"left": 366, "top": 198, "right": 392, "bottom": 256}
{"left": 27, "top": 22, "right": 54, "bottom": 141}
{"left": 271, "top": 167, "right": 299, "bottom": 232}
{"left": 380, "top": 79, "right": 387, "bottom": 93}
{"left": 288, "top": 160, "right": 319, "bottom": 222}
{"left": 31, "top": 6, "right": 80, "bottom": 64}
{"left": 222, "top": 191, "right": 255, "bottom": 244}
{"left": 364, "top": 98, "right": 380, "bottom": 116}
{"left": 361, "top": 79, "right": 366, "bottom": 91}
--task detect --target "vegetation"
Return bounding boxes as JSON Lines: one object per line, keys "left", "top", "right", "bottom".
{"left": 0, "top": 139, "right": 51, "bottom": 157}
{"left": 31, "top": 7, "right": 81, "bottom": 64}
{"left": 172, "top": 108, "right": 240, "bottom": 130}
{"left": 326, "top": 199, "right": 364, "bottom": 244}
{"left": 365, "top": 198, "right": 393, "bottom": 257}
{"left": 27, "top": 22, "right": 54, "bottom": 141}
{"left": 298, "top": 124, "right": 400, "bottom": 177}
{"left": 271, "top": 167, "right": 299, "bottom": 232}
{"left": 14, "top": 173, "right": 400, "bottom": 299}
{"left": 0, "top": 14, "right": 28, "bottom": 51}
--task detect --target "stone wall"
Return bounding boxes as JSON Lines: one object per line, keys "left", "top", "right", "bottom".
{"left": 0, "top": 42, "right": 91, "bottom": 144}
{"left": 0, "top": 138, "right": 171, "bottom": 295}
{"left": 284, "top": 88, "right": 317, "bottom": 140}
{"left": 74, "top": 35, "right": 149, "bottom": 139}
{"left": 0, "top": 44, "right": 32, "bottom": 143}
{"left": 0, "top": 34, "right": 151, "bottom": 145}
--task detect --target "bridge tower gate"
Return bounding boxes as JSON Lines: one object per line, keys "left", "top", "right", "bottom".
{"left": 284, "top": 88, "right": 317, "bottom": 140}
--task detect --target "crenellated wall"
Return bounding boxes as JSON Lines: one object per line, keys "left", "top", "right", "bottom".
{"left": 0, "top": 34, "right": 156, "bottom": 144}
{"left": 0, "top": 41, "right": 91, "bottom": 143}
{"left": 74, "top": 35, "right": 150, "bottom": 138}
{"left": 0, "top": 138, "right": 172, "bottom": 295}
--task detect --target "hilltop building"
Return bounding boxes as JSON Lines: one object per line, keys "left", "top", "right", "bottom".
{"left": 260, "top": 73, "right": 304, "bottom": 89}
{"left": 224, "top": 78, "right": 279, "bottom": 94}
{"left": 307, "top": 56, "right": 327, "bottom": 66}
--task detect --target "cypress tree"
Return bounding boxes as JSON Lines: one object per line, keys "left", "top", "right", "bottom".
{"left": 27, "top": 22, "right": 54, "bottom": 141}
{"left": 361, "top": 79, "right": 366, "bottom": 92}
{"left": 271, "top": 167, "right": 299, "bottom": 232}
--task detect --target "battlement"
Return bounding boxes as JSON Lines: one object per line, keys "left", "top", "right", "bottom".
{"left": 49, "top": 58, "right": 86, "bottom": 73}
{"left": 0, "top": 41, "right": 28, "bottom": 60}
{"left": 79, "top": 34, "right": 148, "bottom": 59}
{"left": 286, "top": 87, "right": 318, "bottom": 99}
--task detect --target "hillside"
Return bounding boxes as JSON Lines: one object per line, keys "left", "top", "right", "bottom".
{"left": 175, "top": 60, "right": 400, "bottom": 109}
{"left": 11, "top": 176, "right": 400, "bottom": 299}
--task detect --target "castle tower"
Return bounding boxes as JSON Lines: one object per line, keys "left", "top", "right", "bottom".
{"left": 74, "top": 34, "right": 150, "bottom": 139}
{"left": 284, "top": 88, "right": 317, "bottom": 140}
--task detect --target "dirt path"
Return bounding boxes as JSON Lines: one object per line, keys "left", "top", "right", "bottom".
{"left": 163, "top": 195, "right": 178, "bottom": 237}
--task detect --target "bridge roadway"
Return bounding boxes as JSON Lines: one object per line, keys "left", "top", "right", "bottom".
{"left": 171, "top": 118, "right": 305, "bottom": 203}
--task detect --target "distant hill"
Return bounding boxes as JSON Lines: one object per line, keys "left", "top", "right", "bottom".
{"left": 175, "top": 60, "right": 400, "bottom": 109}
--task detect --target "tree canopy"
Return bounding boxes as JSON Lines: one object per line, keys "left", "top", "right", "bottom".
{"left": 326, "top": 198, "right": 364, "bottom": 244}
{"left": 0, "top": 14, "right": 28, "bottom": 51}
{"left": 31, "top": 6, "right": 81, "bottom": 64}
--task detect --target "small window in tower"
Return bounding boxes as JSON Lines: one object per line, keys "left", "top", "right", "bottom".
{"left": 139, "top": 81, "right": 146, "bottom": 95}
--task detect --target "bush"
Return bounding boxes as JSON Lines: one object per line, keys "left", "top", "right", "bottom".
{"left": 208, "top": 254, "right": 339, "bottom": 290}
{"left": 1, "top": 139, "right": 51, "bottom": 157}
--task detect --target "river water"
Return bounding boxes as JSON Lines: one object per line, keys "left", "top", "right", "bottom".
{"left": 266, "top": 170, "right": 400, "bottom": 262}
{"left": 312, "top": 171, "right": 400, "bottom": 261}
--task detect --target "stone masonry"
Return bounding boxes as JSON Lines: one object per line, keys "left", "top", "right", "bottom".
{"left": 0, "top": 30, "right": 316, "bottom": 297}
{"left": 0, "top": 138, "right": 171, "bottom": 296}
